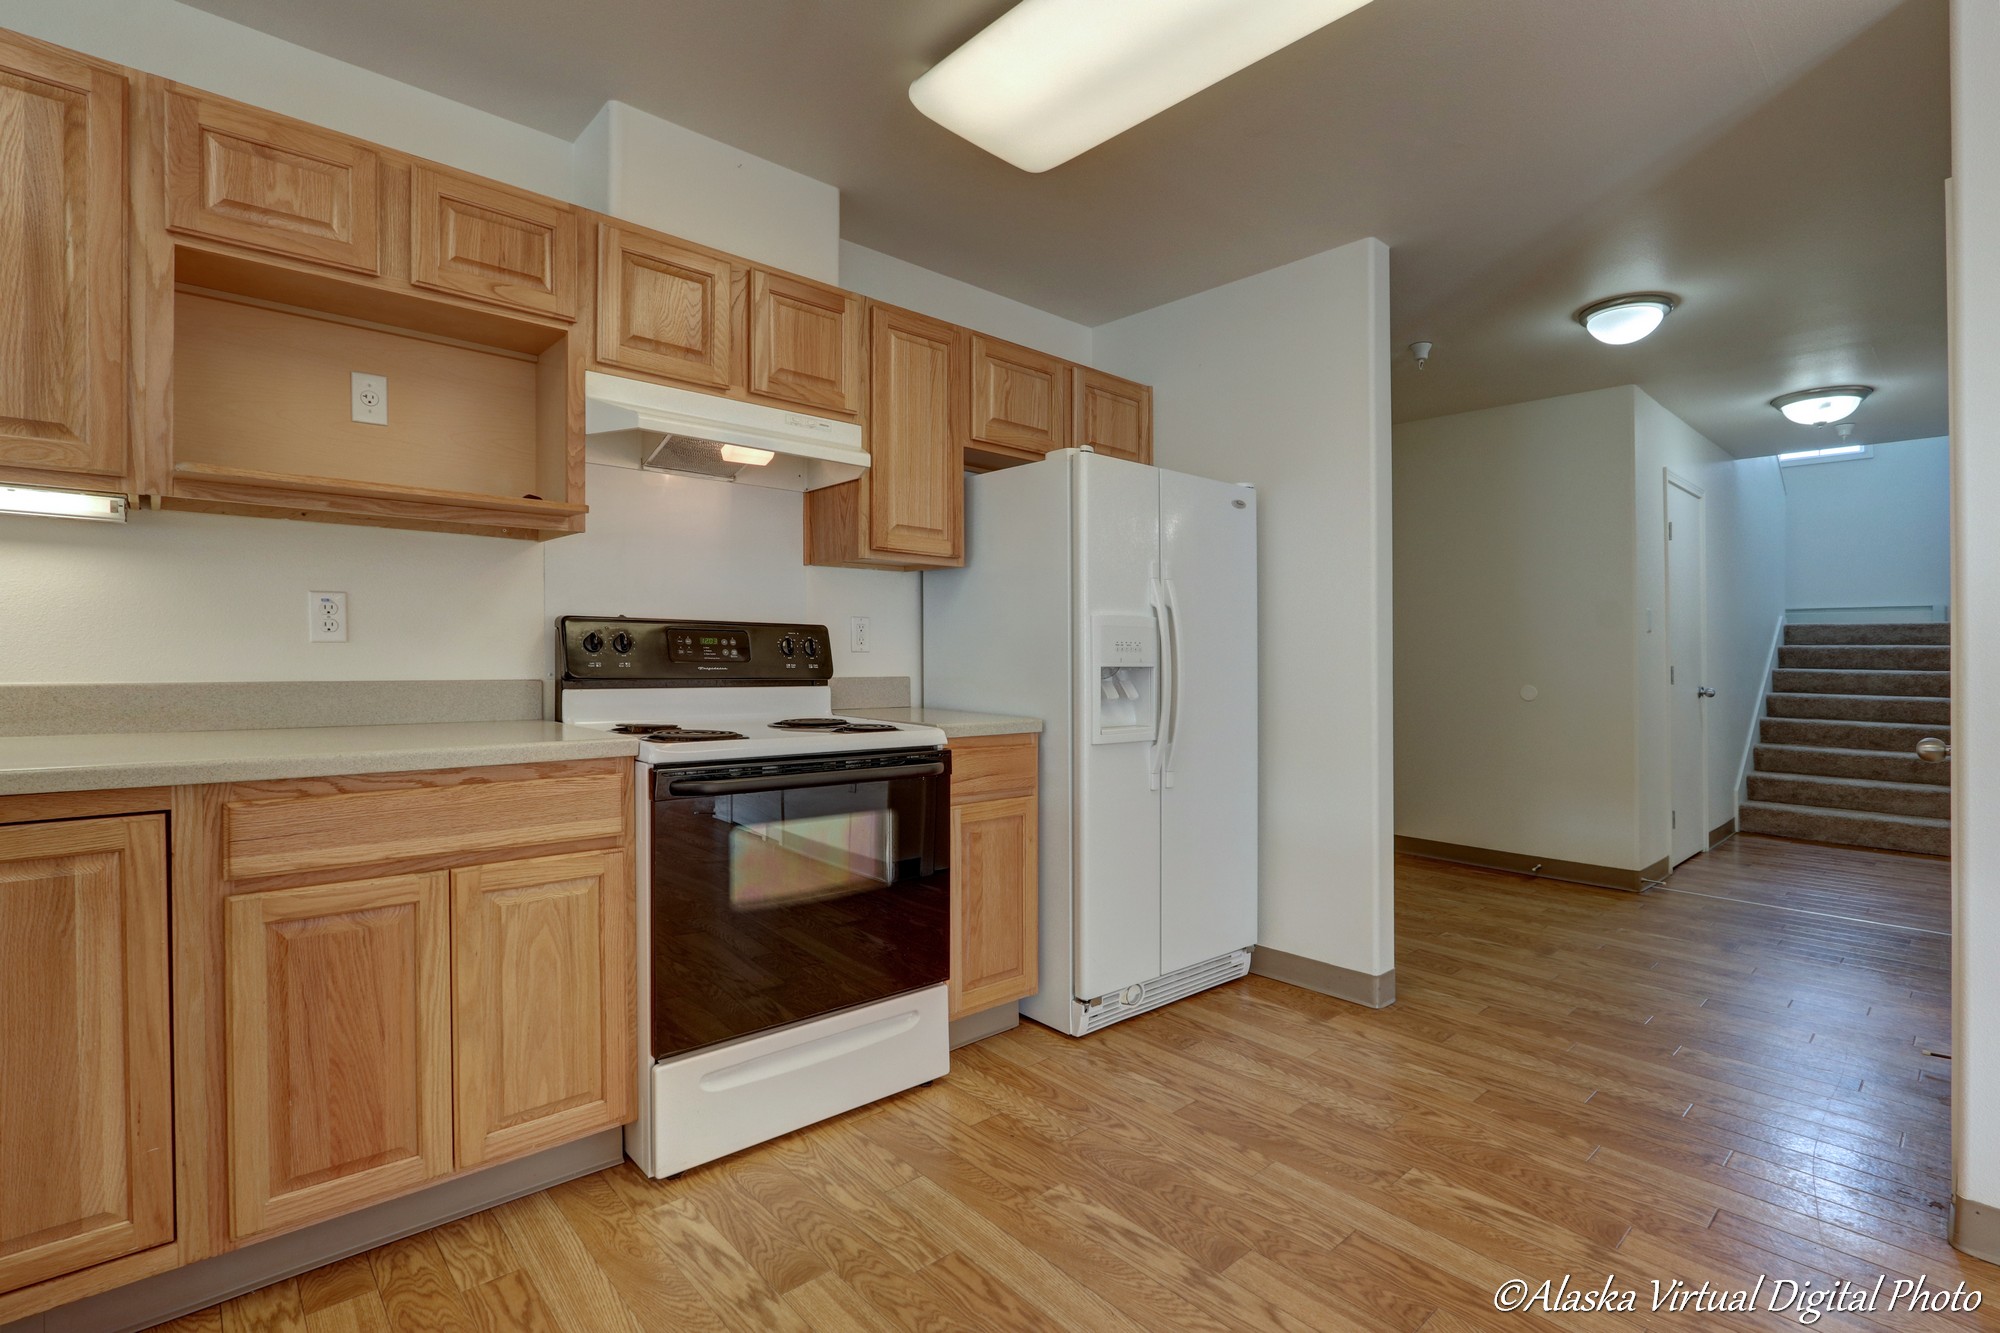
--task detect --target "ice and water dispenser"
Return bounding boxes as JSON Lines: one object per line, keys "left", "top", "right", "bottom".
{"left": 1091, "top": 614, "right": 1159, "bottom": 743}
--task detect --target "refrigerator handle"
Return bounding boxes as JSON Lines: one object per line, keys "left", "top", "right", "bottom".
{"left": 1148, "top": 572, "right": 1172, "bottom": 791}
{"left": 1161, "top": 574, "right": 1185, "bottom": 787}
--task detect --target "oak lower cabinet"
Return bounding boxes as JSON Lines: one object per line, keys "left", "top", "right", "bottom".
{"left": 0, "top": 814, "right": 172, "bottom": 1299}
{"left": 946, "top": 735, "right": 1040, "bottom": 1019}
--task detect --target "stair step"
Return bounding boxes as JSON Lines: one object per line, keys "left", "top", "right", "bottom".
{"left": 1785, "top": 622, "right": 1950, "bottom": 646}
{"left": 1770, "top": 668, "right": 1949, "bottom": 698}
{"left": 1753, "top": 744, "right": 1950, "bottom": 786}
{"left": 1777, "top": 644, "right": 1950, "bottom": 671}
{"left": 1759, "top": 717, "right": 1946, "bottom": 752}
{"left": 1764, "top": 692, "right": 1950, "bottom": 725}
{"left": 1737, "top": 801, "right": 1949, "bottom": 857}
{"left": 1746, "top": 772, "right": 1951, "bottom": 818}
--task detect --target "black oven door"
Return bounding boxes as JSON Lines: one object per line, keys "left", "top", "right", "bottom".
{"left": 648, "top": 748, "right": 951, "bottom": 1060}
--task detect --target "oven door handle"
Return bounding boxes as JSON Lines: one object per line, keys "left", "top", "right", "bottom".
{"left": 663, "top": 760, "right": 946, "bottom": 797}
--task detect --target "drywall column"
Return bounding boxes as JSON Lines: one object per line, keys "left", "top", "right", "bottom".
{"left": 1948, "top": 0, "right": 2000, "bottom": 1263}
{"left": 1094, "top": 239, "right": 1395, "bottom": 1004}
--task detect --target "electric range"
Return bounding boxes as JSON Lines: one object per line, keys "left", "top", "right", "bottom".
{"left": 556, "top": 616, "right": 951, "bottom": 1178}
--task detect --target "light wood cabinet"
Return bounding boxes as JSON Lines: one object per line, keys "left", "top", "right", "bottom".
{"left": 0, "top": 33, "right": 128, "bottom": 490}
{"left": 451, "top": 850, "right": 633, "bottom": 1168}
{"left": 165, "top": 92, "right": 380, "bottom": 275}
{"left": 946, "top": 736, "right": 1039, "bottom": 1020}
{"left": 968, "top": 335, "right": 1069, "bottom": 466}
{"left": 1075, "top": 367, "right": 1153, "bottom": 464}
{"left": 594, "top": 222, "right": 734, "bottom": 389}
{"left": 805, "top": 303, "right": 964, "bottom": 568}
{"left": 411, "top": 166, "right": 577, "bottom": 320}
{"left": 747, "top": 268, "right": 864, "bottom": 417}
{"left": 224, "top": 872, "right": 454, "bottom": 1238}
{"left": 0, "top": 815, "right": 172, "bottom": 1297}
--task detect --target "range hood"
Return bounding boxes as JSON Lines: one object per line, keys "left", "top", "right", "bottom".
{"left": 584, "top": 371, "right": 868, "bottom": 492}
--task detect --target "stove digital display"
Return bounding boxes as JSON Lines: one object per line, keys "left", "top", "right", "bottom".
{"left": 667, "top": 628, "right": 750, "bottom": 663}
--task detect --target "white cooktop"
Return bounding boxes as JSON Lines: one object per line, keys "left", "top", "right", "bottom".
{"left": 558, "top": 685, "right": 948, "bottom": 763}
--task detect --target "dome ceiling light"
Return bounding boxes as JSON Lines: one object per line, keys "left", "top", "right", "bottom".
{"left": 1575, "top": 293, "right": 1678, "bottom": 345}
{"left": 1771, "top": 385, "right": 1873, "bottom": 426}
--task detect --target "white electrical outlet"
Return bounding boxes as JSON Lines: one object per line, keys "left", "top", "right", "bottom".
{"left": 351, "top": 373, "right": 388, "bottom": 425}
{"left": 309, "top": 591, "right": 348, "bottom": 642}
{"left": 849, "top": 615, "right": 871, "bottom": 654}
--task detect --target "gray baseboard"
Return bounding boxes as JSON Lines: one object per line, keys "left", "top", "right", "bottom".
{"left": 1953, "top": 1195, "right": 2000, "bottom": 1264}
{"left": 949, "top": 1003, "right": 1019, "bottom": 1048}
{"left": 1396, "top": 835, "right": 1658, "bottom": 893}
{"left": 1250, "top": 946, "right": 1394, "bottom": 1008}
{"left": 1708, "top": 818, "right": 1736, "bottom": 848}
{"left": 9, "top": 1131, "right": 623, "bottom": 1333}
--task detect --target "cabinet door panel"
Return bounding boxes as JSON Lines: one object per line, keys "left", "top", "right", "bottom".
{"left": 0, "top": 37, "right": 126, "bottom": 480}
{"left": 595, "top": 224, "right": 733, "bottom": 389}
{"left": 412, "top": 167, "right": 577, "bottom": 320}
{"left": 948, "top": 796, "right": 1038, "bottom": 1019}
{"left": 166, "top": 92, "right": 380, "bottom": 275}
{"left": 0, "top": 815, "right": 170, "bottom": 1296}
{"left": 452, "top": 850, "right": 632, "bottom": 1168}
{"left": 867, "top": 305, "right": 963, "bottom": 561}
{"left": 226, "top": 873, "right": 451, "bottom": 1238}
{"left": 970, "top": 336, "right": 1068, "bottom": 457}
{"left": 748, "top": 269, "right": 862, "bottom": 416}
{"left": 1075, "top": 367, "right": 1152, "bottom": 464}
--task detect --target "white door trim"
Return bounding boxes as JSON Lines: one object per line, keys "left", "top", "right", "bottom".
{"left": 1664, "top": 469, "right": 1709, "bottom": 868}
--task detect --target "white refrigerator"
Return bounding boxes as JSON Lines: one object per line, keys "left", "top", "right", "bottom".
{"left": 923, "top": 449, "right": 1258, "bottom": 1036}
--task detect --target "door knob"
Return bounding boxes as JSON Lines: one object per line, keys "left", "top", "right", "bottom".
{"left": 1697, "top": 685, "right": 1716, "bottom": 698}
{"left": 1916, "top": 737, "right": 1952, "bottom": 763}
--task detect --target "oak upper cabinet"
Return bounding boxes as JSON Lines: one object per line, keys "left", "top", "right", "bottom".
{"left": 165, "top": 91, "right": 381, "bottom": 275}
{"left": 967, "top": 335, "right": 1069, "bottom": 466}
{"left": 0, "top": 815, "right": 172, "bottom": 1297}
{"left": 0, "top": 33, "right": 128, "bottom": 490}
{"left": 451, "top": 850, "right": 632, "bottom": 1170}
{"left": 945, "top": 736, "right": 1039, "bottom": 1020}
{"left": 1074, "top": 367, "right": 1153, "bottom": 464}
{"left": 594, "top": 222, "right": 733, "bottom": 389}
{"left": 747, "top": 268, "right": 864, "bottom": 417}
{"left": 225, "top": 872, "right": 453, "bottom": 1239}
{"left": 411, "top": 166, "right": 578, "bottom": 320}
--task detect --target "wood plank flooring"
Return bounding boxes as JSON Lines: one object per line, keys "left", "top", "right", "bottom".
{"left": 154, "top": 836, "right": 1995, "bottom": 1331}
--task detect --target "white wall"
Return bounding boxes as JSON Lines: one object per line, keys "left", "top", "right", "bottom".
{"left": 1950, "top": 0, "right": 2000, "bottom": 1235}
{"left": 839, "top": 244, "right": 1093, "bottom": 363}
{"left": 1784, "top": 436, "right": 1951, "bottom": 619}
{"left": 1394, "top": 389, "right": 1642, "bottom": 869}
{"left": 1094, "top": 240, "right": 1395, "bottom": 984}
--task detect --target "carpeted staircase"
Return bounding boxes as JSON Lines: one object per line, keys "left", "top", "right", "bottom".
{"left": 1737, "top": 622, "right": 1950, "bottom": 856}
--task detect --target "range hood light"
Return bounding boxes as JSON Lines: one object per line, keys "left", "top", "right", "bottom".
{"left": 0, "top": 485, "right": 128, "bottom": 522}
{"left": 720, "top": 444, "right": 775, "bottom": 467}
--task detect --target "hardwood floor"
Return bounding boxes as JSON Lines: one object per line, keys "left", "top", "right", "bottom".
{"left": 1660, "top": 833, "right": 1951, "bottom": 935}
{"left": 153, "top": 837, "right": 1995, "bottom": 1332}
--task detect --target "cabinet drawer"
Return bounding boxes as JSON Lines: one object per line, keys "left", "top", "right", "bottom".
{"left": 166, "top": 92, "right": 381, "bottom": 274}
{"left": 411, "top": 166, "right": 578, "bottom": 320}
{"left": 949, "top": 735, "right": 1038, "bottom": 803}
{"left": 222, "top": 767, "right": 626, "bottom": 881}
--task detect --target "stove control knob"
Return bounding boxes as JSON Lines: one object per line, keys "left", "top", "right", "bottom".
{"left": 778, "top": 635, "right": 796, "bottom": 657}
{"left": 802, "top": 636, "right": 821, "bottom": 660}
{"left": 610, "top": 631, "right": 635, "bottom": 656}
{"left": 580, "top": 631, "right": 604, "bottom": 655}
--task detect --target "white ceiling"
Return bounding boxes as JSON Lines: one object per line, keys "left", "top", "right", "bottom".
{"left": 175, "top": 0, "right": 1949, "bottom": 457}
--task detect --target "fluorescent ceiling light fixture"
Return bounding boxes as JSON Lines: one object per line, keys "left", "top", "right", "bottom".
{"left": 0, "top": 485, "right": 127, "bottom": 522}
{"left": 1575, "top": 293, "right": 1677, "bottom": 345}
{"left": 1772, "top": 385, "right": 1872, "bottom": 426}
{"left": 719, "top": 444, "right": 775, "bottom": 467}
{"left": 1778, "top": 444, "right": 1870, "bottom": 465}
{"left": 909, "top": 0, "right": 1377, "bottom": 172}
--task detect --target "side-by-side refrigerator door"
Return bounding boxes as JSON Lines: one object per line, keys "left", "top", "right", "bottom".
{"left": 1072, "top": 452, "right": 1163, "bottom": 1000}
{"left": 1159, "top": 469, "right": 1259, "bottom": 973}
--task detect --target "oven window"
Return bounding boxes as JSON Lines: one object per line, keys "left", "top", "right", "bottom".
{"left": 650, "top": 769, "right": 950, "bottom": 1060}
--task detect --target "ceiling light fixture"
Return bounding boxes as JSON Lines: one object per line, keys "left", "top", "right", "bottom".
{"left": 0, "top": 485, "right": 127, "bottom": 523}
{"left": 1771, "top": 385, "right": 1872, "bottom": 426}
{"left": 908, "top": 0, "right": 1378, "bottom": 173}
{"left": 1575, "top": 293, "right": 1677, "bottom": 345}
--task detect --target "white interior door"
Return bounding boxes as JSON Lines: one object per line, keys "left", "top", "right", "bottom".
{"left": 1159, "top": 470, "right": 1259, "bottom": 972}
{"left": 1666, "top": 474, "right": 1708, "bottom": 867}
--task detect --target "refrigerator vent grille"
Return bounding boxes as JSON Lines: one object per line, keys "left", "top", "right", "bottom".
{"left": 1077, "top": 949, "right": 1253, "bottom": 1035}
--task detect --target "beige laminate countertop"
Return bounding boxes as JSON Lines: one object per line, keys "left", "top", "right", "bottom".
{"left": 0, "top": 721, "right": 641, "bottom": 796}
{"left": 836, "top": 707, "right": 1042, "bottom": 739}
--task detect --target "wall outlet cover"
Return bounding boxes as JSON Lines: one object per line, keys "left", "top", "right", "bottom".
{"left": 849, "top": 615, "right": 870, "bottom": 654}
{"left": 351, "top": 373, "right": 388, "bottom": 425}
{"left": 310, "top": 590, "right": 348, "bottom": 642}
